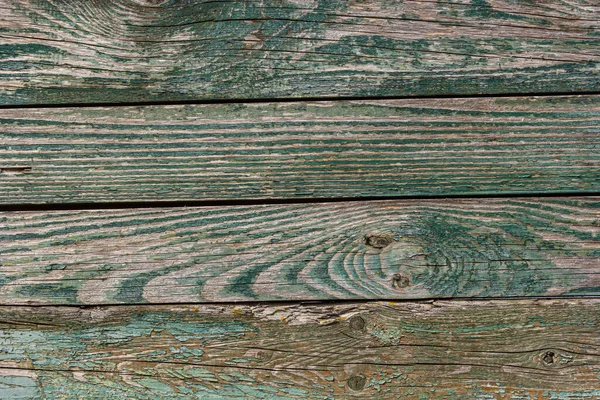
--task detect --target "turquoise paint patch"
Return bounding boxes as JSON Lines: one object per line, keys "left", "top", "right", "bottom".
{"left": 0, "top": 376, "right": 40, "bottom": 399}
{"left": 136, "top": 378, "right": 174, "bottom": 393}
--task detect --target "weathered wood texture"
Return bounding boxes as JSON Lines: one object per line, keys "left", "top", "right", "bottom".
{"left": 2, "top": 95, "right": 600, "bottom": 204}
{"left": 0, "top": 300, "right": 599, "bottom": 399}
{"left": 0, "top": 0, "right": 599, "bottom": 105}
{"left": 1, "top": 197, "right": 598, "bottom": 305}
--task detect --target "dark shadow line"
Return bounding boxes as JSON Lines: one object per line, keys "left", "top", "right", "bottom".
{"left": 2, "top": 295, "right": 600, "bottom": 308}
{"left": 2, "top": 91, "right": 600, "bottom": 109}
{"left": 0, "top": 191, "right": 599, "bottom": 212}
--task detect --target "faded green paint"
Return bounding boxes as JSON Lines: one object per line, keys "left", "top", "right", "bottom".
{"left": 0, "top": 376, "right": 40, "bottom": 399}
{"left": 0, "top": 0, "right": 598, "bottom": 105}
{"left": 0, "top": 198, "right": 598, "bottom": 304}
{"left": 0, "top": 96, "right": 599, "bottom": 204}
{"left": 0, "top": 3, "right": 598, "bottom": 400}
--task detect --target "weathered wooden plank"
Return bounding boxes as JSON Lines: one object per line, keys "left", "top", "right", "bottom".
{"left": 0, "top": 0, "right": 599, "bottom": 105}
{"left": 1, "top": 95, "right": 600, "bottom": 204}
{"left": 1, "top": 197, "right": 598, "bottom": 305}
{"left": 0, "top": 299, "right": 598, "bottom": 398}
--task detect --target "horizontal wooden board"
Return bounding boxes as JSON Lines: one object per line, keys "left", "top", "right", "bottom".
{"left": 0, "top": 0, "right": 599, "bottom": 105}
{"left": 0, "top": 299, "right": 599, "bottom": 398}
{"left": 1, "top": 96, "right": 600, "bottom": 204}
{"left": 1, "top": 197, "right": 599, "bottom": 305}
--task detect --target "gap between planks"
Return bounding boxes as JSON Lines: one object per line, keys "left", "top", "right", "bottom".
{"left": 2, "top": 90, "right": 600, "bottom": 110}
{"left": 1, "top": 192, "right": 600, "bottom": 212}
{"left": 2, "top": 296, "right": 600, "bottom": 309}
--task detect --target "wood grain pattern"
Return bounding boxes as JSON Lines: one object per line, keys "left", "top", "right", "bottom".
{"left": 0, "top": 299, "right": 599, "bottom": 399}
{"left": 1, "top": 95, "right": 600, "bottom": 204}
{"left": 0, "top": 0, "right": 599, "bottom": 105}
{"left": 1, "top": 197, "right": 598, "bottom": 305}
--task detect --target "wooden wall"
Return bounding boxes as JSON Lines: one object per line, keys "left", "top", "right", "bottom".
{"left": 0, "top": 1, "right": 599, "bottom": 398}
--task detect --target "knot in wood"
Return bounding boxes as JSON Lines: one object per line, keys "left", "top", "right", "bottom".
{"left": 364, "top": 234, "right": 393, "bottom": 249}
{"left": 542, "top": 351, "right": 555, "bottom": 365}
{"left": 347, "top": 375, "right": 366, "bottom": 391}
{"left": 391, "top": 273, "right": 410, "bottom": 289}
{"left": 348, "top": 315, "right": 366, "bottom": 331}
{"left": 257, "top": 350, "right": 272, "bottom": 362}
{"left": 538, "top": 349, "right": 573, "bottom": 368}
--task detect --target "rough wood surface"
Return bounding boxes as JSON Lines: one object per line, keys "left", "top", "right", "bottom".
{"left": 0, "top": 0, "right": 599, "bottom": 105}
{"left": 0, "top": 299, "right": 599, "bottom": 399}
{"left": 1, "top": 197, "right": 598, "bottom": 305}
{"left": 1, "top": 95, "right": 600, "bottom": 204}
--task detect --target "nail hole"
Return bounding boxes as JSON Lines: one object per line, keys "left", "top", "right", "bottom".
{"left": 392, "top": 273, "right": 410, "bottom": 289}
{"left": 364, "top": 234, "right": 393, "bottom": 249}
{"left": 542, "top": 351, "right": 555, "bottom": 365}
{"left": 0, "top": 166, "right": 32, "bottom": 175}
{"left": 347, "top": 375, "right": 366, "bottom": 391}
{"left": 348, "top": 315, "right": 366, "bottom": 331}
